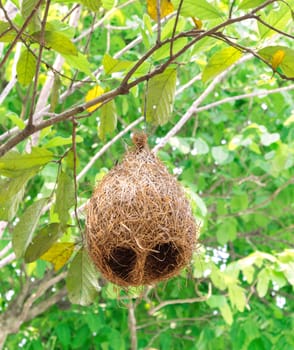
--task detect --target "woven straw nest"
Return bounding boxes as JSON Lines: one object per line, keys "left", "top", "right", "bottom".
{"left": 86, "top": 133, "right": 198, "bottom": 287}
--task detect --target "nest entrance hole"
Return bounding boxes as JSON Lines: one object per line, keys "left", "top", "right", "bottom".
{"left": 105, "top": 242, "right": 183, "bottom": 284}
{"left": 107, "top": 247, "right": 136, "bottom": 282}
{"left": 145, "top": 242, "right": 181, "bottom": 279}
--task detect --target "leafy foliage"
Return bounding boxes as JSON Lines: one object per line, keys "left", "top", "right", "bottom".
{"left": 0, "top": 0, "right": 293, "bottom": 349}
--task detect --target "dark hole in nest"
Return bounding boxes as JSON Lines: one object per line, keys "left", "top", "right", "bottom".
{"left": 145, "top": 242, "right": 181, "bottom": 279}
{"left": 107, "top": 247, "right": 137, "bottom": 282}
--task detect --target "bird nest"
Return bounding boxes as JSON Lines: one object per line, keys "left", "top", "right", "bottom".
{"left": 86, "top": 133, "right": 198, "bottom": 287}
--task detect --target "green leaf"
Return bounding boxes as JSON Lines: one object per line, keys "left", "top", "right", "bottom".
{"left": 66, "top": 248, "right": 100, "bottom": 305}
{"left": 152, "top": 37, "right": 187, "bottom": 61}
{"left": 161, "top": 17, "right": 186, "bottom": 41}
{"left": 0, "top": 148, "right": 54, "bottom": 177}
{"left": 231, "top": 193, "right": 249, "bottom": 212}
{"left": 207, "top": 295, "right": 233, "bottom": 325}
{"left": 21, "top": 0, "right": 41, "bottom": 32}
{"left": 7, "top": 113, "right": 26, "bottom": 130}
{"left": 219, "top": 299, "right": 233, "bottom": 325}
{"left": 270, "top": 143, "right": 292, "bottom": 177}
{"left": 210, "top": 265, "right": 227, "bottom": 290}
{"left": 238, "top": 0, "right": 266, "bottom": 10}
{"left": 46, "top": 20, "right": 75, "bottom": 39}
{"left": 102, "top": 53, "right": 132, "bottom": 74}
{"left": 49, "top": 74, "right": 61, "bottom": 112}
{"left": 202, "top": 47, "right": 243, "bottom": 82}
{"left": 0, "top": 171, "right": 36, "bottom": 221}
{"left": 191, "top": 37, "right": 218, "bottom": 56}
{"left": 169, "top": 137, "right": 190, "bottom": 154}
{"left": 33, "top": 31, "right": 78, "bottom": 56}
{"left": 258, "top": 3, "right": 291, "bottom": 39}
{"left": 258, "top": 46, "right": 294, "bottom": 78}
{"left": 260, "top": 132, "right": 280, "bottom": 146}
{"left": 24, "top": 223, "right": 64, "bottom": 263}
{"left": 145, "top": 67, "right": 177, "bottom": 125}
{"left": 228, "top": 284, "right": 246, "bottom": 311}
{"left": 192, "top": 138, "right": 209, "bottom": 155}
{"left": 211, "top": 146, "right": 231, "bottom": 164}
{"left": 55, "top": 170, "right": 75, "bottom": 225}
{"left": 65, "top": 53, "right": 94, "bottom": 77}
{"left": 56, "top": 324, "right": 71, "bottom": 347}
{"left": 80, "top": 0, "right": 102, "bottom": 11}
{"left": 242, "top": 265, "right": 255, "bottom": 284}
{"left": 216, "top": 217, "right": 237, "bottom": 245}
{"left": 270, "top": 270, "right": 287, "bottom": 289}
{"left": 98, "top": 100, "right": 117, "bottom": 141}
{"left": 102, "top": 0, "right": 115, "bottom": 10}
{"left": 172, "top": 0, "right": 223, "bottom": 19}
{"left": 16, "top": 49, "right": 37, "bottom": 86}
{"left": 44, "top": 135, "right": 83, "bottom": 148}
{"left": 278, "top": 261, "right": 294, "bottom": 285}
{"left": 257, "top": 268, "right": 270, "bottom": 297}
{"left": 185, "top": 187, "right": 207, "bottom": 217}
{"left": 0, "top": 21, "right": 16, "bottom": 42}
{"left": 12, "top": 198, "right": 47, "bottom": 258}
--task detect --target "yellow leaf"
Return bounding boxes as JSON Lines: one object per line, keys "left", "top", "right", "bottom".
{"left": 271, "top": 49, "right": 285, "bottom": 71}
{"left": 41, "top": 242, "right": 75, "bottom": 271}
{"left": 192, "top": 17, "right": 203, "bottom": 29}
{"left": 85, "top": 85, "right": 104, "bottom": 113}
{"left": 147, "top": 0, "right": 174, "bottom": 20}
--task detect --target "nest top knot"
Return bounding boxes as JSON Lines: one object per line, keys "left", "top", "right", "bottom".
{"left": 131, "top": 132, "right": 148, "bottom": 151}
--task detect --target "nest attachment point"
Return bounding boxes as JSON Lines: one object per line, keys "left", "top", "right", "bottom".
{"left": 86, "top": 133, "right": 199, "bottom": 287}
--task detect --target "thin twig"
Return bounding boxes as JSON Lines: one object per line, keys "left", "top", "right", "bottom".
{"left": 156, "top": 0, "right": 161, "bottom": 44}
{"left": 72, "top": 118, "right": 82, "bottom": 232}
{"left": 73, "top": 0, "right": 136, "bottom": 42}
{"left": 254, "top": 15, "right": 294, "bottom": 40}
{"left": 196, "top": 84, "right": 294, "bottom": 113}
{"left": 0, "top": 242, "right": 12, "bottom": 259}
{"left": 128, "top": 301, "right": 137, "bottom": 350}
{"left": 229, "top": 177, "right": 294, "bottom": 217}
{"left": 61, "top": 4, "right": 80, "bottom": 22}
{"left": 0, "top": 77, "right": 17, "bottom": 104}
{"left": 152, "top": 59, "right": 242, "bottom": 153}
{"left": 148, "top": 283, "right": 212, "bottom": 316}
{"left": 77, "top": 116, "right": 144, "bottom": 180}
{"left": 229, "top": 0, "right": 237, "bottom": 19}
{"left": 28, "top": 0, "right": 51, "bottom": 126}
{"left": 170, "top": 0, "right": 184, "bottom": 57}
{"left": 211, "top": 32, "right": 294, "bottom": 81}
{"left": 0, "top": 0, "right": 44, "bottom": 70}
{"left": 0, "top": 252, "right": 15, "bottom": 268}
{"left": 175, "top": 73, "right": 201, "bottom": 95}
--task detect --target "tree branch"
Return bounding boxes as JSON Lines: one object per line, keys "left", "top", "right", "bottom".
{"left": 0, "top": 0, "right": 44, "bottom": 70}
{"left": 152, "top": 59, "right": 241, "bottom": 153}
{"left": 21, "top": 272, "right": 67, "bottom": 320}
{"left": 0, "top": 252, "right": 15, "bottom": 268}
{"left": 196, "top": 84, "right": 294, "bottom": 113}
{"left": 27, "top": 287, "right": 67, "bottom": 321}
{"left": 0, "top": 242, "right": 11, "bottom": 259}
{"left": 156, "top": 0, "right": 161, "bottom": 44}
{"left": 0, "top": 0, "right": 286, "bottom": 157}
{"left": 128, "top": 300, "right": 137, "bottom": 350}
{"left": 170, "top": 0, "right": 184, "bottom": 57}
{"left": 28, "top": 0, "right": 51, "bottom": 127}
{"left": 253, "top": 14, "right": 294, "bottom": 40}
{"left": 148, "top": 283, "right": 211, "bottom": 316}
{"left": 77, "top": 116, "right": 144, "bottom": 181}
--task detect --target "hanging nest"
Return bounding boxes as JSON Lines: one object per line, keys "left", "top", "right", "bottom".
{"left": 86, "top": 133, "right": 199, "bottom": 287}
